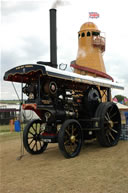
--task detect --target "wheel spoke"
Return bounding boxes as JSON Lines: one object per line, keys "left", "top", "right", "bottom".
{"left": 73, "top": 143, "right": 77, "bottom": 151}
{"left": 113, "top": 121, "right": 119, "bottom": 124}
{"left": 107, "top": 112, "right": 111, "bottom": 120}
{"left": 38, "top": 124, "right": 41, "bottom": 134}
{"left": 109, "top": 105, "right": 114, "bottom": 116}
{"left": 70, "top": 143, "right": 74, "bottom": 153}
{"left": 32, "top": 142, "right": 36, "bottom": 151}
{"left": 28, "top": 131, "right": 34, "bottom": 136}
{"left": 39, "top": 141, "right": 42, "bottom": 148}
{"left": 110, "top": 128, "right": 118, "bottom": 133}
{"left": 36, "top": 124, "right": 38, "bottom": 133}
{"left": 75, "top": 134, "right": 78, "bottom": 138}
{"left": 65, "top": 145, "right": 71, "bottom": 154}
{"left": 105, "top": 115, "right": 109, "bottom": 121}
{"left": 71, "top": 125, "right": 76, "bottom": 135}
{"left": 110, "top": 112, "right": 117, "bottom": 119}
{"left": 39, "top": 129, "right": 42, "bottom": 135}
{"left": 64, "top": 139, "right": 70, "bottom": 145}
{"left": 28, "top": 138, "right": 34, "bottom": 145}
{"left": 65, "top": 129, "right": 70, "bottom": 137}
{"left": 106, "top": 133, "right": 111, "bottom": 144}
{"left": 28, "top": 136, "right": 34, "bottom": 139}
{"left": 71, "top": 125, "right": 73, "bottom": 135}
{"left": 108, "top": 131, "right": 115, "bottom": 140}
{"left": 32, "top": 126, "right": 36, "bottom": 133}
{"left": 36, "top": 141, "right": 38, "bottom": 151}
{"left": 105, "top": 112, "right": 110, "bottom": 121}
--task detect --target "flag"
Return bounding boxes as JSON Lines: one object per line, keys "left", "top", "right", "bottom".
{"left": 89, "top": 12, "right": 100, "bottom": 19}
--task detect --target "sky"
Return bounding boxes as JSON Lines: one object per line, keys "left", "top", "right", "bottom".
{"left": 1, "top": 0, "right": 128, "bottom": 100}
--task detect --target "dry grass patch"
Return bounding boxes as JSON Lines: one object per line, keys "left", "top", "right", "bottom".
{"left": 0, "top": 136, "right": 128, "bottom": 193}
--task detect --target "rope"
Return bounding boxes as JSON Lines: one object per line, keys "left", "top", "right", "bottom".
{"left": 16, "top": 122, "right": 25, "bottom": 160}
{"left": 12, "top": 82, "right": 21, "bottom": 102}
{"left": 11, "top": 82, "right": 25, "bottom": 160}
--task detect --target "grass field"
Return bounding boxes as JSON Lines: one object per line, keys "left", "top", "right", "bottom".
{"left": 0, "top": 100, "right": 20, "bottom": 104}
{"left": 0, "top": 128, "right": 128, "bottom": 193}
{"left": 0, "top": 125, "right": 10, "bottom": 133}
{"left": 0, "top": 124, "right": 24, "bottom": 142}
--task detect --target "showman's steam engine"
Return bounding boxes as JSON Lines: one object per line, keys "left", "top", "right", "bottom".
{"left": 4, "top": 9, "right": 124, "bottom": 158}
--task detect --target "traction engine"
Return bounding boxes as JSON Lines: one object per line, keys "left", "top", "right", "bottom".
{"left": 4, "top": 9, "right": 123, "bottom": 158}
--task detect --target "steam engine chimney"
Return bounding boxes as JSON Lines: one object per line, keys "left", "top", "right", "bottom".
{"left": 50, "top": 9, "right": 57, "bottom": 68}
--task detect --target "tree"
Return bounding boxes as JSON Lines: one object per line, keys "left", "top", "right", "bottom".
{"left": 114, "top": 95, "right": 127, "bottom": 103}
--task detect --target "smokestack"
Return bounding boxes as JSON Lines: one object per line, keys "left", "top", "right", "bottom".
{"left": 50, "top": 9, "right": 57, "bottom": 68}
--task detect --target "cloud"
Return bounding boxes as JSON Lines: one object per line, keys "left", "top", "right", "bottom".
{"left": 1, "top": 35, "right": 49, "bottom": 74}
{"left": 1, "top": 0, "right": 128, "bottom": 99}
{"left": 104, "top": 54, "right": 128, "bottom": 97}
{"left": 105, "top": 54, "right": 128, "bottom": 82}
{"left": 0, "top": 81, "right": 22, "bottom": 100}
{"left": 1, "top": 1, "right": 44, "bottom": 16}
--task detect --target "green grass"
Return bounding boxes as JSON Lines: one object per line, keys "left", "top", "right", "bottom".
{"left": 0, "top": 124, "right": 25, "bottom": 142}
{"left": 0, "top": 124, "right": 24, "bottom": 142}
{"left": 0, "top": 125, "right": 10, "bottom": 132}
{"left": 0, "top": 100, "right": 20, "bottom": 104}
{"left": 0, "top": 123, "right": 26, "bottom": 133}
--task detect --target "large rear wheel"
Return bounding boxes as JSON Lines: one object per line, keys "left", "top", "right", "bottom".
{"left": 58, "top": 119, "right": 83, "bottom": 158}
{"left": 95, "top": 102, "right": 121, "bottom": 147}
{"left": 23, "top": 119, "right": 48, "bottom": 154}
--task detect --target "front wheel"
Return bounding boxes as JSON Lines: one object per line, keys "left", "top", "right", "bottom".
{"left": 58, "top": 119, "right": 83, "bottom": 158}
{"left": 23, "top": 119, "right": 48, "bottom": 154}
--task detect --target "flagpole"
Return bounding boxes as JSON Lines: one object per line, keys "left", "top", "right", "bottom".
{"left": 88, "top": 12, "right": 90, "bottom": 23}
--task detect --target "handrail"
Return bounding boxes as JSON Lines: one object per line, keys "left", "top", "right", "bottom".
{"left": 92, "top": 36, "right": 105, "bottom": 52}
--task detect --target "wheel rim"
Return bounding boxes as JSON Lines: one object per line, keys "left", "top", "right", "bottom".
{"left": 27, "top": 121, "right": 46, "bottom": 153}
{"left": 63, "top": 122, "right": 82, "bottom": 157}
{"left": 103, "top": 104, "right": 121, "bottom": 145}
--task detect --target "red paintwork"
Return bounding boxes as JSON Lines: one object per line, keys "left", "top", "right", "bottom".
{"left": 70, "top": 63, "right": 114, "bottom": 82}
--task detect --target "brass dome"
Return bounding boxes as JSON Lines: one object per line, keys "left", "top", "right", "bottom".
{"left": 80, "top": 22, "right": 100, "bottom": 32}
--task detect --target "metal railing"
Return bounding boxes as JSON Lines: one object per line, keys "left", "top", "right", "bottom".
{"left": 92, "top": 36, "right": 105, "bottom": 52}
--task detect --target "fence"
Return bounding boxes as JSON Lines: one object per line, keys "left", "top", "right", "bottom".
{"left": 0, "top": 107, "right": 39, "bottom": 125}
{"left": 0, "top": 108, "right": 19, "bottom": 125}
